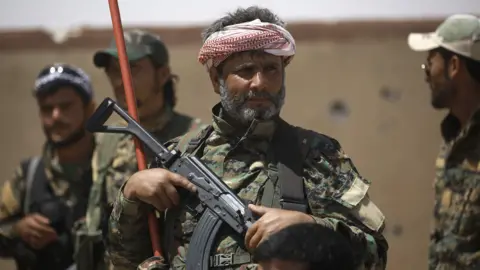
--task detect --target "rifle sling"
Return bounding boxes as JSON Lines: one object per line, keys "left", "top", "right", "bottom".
{"left": 21, "top": 156, "right": 42, "bottom": 215}
{"left": 266, "top": 119, "right": 310, "bottom": 213}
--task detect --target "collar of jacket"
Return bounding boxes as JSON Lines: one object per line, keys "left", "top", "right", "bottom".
{"left": 441, "top": 106, "right": 480, "bottom": 143}
{"left": 210, "top": 103, "right": 279, "bottom": 141}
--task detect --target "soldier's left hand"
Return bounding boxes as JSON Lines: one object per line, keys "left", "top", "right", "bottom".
{"left": 244, "top": 204, "right": 314, "bottom": 251}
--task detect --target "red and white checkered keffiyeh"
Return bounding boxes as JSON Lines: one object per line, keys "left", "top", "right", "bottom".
{"left": 198, "top": 19, "right": 296, "bottom": 70}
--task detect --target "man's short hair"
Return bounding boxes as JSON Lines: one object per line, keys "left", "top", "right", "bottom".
{"left": 253, "top": 223, "right": 355, "bottom": 270}
{"left": 435, "top": 46, "right": 480, "bottom": 84}
{"left": 201, "top": 6, "right": 285, "bottom": 43}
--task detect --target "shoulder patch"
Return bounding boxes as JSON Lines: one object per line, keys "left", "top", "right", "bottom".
{"left": 340, "top": 176, "right": 370, "bottom": 207}
{"left": 351, "top": 195, "right": 386, "bottom": 232}
{"left": 338, "top": 176, "right": 385, "bottom": 232}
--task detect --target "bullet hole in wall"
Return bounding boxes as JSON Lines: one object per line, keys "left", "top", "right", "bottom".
{"left": 384, "top": 223, "right": 404, "bottom": 237}
{"left": 328, "top": 99, "right": 350, "bottom": 122}
{"left": 392, "top": 224, "right": 404, "bottom": 236}
{"left": 379, "top": 86, "right": 402, "bottom": 103}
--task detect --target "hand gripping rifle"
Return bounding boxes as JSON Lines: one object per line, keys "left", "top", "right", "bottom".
{"left": 86, "top": 98, "right": 258, "bottom": 270}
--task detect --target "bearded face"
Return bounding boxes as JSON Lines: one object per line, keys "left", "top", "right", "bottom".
{"left": 219, "top": 78, "right": 285, "bottom": 124}
{"left": 215, "top": 51, "right": 287, "bottom": 125}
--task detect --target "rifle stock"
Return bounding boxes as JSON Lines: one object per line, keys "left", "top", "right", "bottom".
{"left": 86, "top": 98, "right": 258, "bottom": 270}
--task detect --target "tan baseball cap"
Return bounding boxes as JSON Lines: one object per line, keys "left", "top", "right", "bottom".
{"left": 408, "top": 14, "right": 480, "bottom": 61}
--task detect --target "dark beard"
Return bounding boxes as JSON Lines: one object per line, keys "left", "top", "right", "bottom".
{"left": 44, "top": 127, "right": 87, "bottom": 149}
{"left": 218, "top": 79, "right": 285, "bottom": 125}
{"left": 430, "top": 83, "right": 454, "bottom": 109}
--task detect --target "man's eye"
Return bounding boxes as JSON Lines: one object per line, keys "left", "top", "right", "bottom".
{"left": 130, "top": 65, "right": 142, "bottom": 74}
{"left": 41, "top": 106, "right": 53, "bottom": 113}
{"left": 265, "top": 65, "right": 278, "bottom": 71}
{"left": 59, "top": 103, "right": 71, "bottom": 110}
{"left": 237, "top": 66, "right": 255, "bottom": 74}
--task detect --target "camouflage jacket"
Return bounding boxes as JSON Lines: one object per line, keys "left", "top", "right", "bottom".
{"left": 429, "top": 109, "right": 480, "bottom": 269}
{"left": 0, "top": 140, "right": 95, "bottom": 247}
{"left": 107, "top": 103, "right": 389, "bottom": 270}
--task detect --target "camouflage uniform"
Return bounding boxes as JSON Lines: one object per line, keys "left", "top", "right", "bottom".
{"left": 0, "top": 141, "right": 95, "bottom": 264}
{"left": 428, "top": 110, "right": 480, "bottom": 269}
{"left": 407, "top": 14, "right": 480, "bottom": 269}
{"left": 81, "top": 29, "right": 204, "bottom": 269}
{"left": 107, "top": 103, "right": 389, "bottom": 270}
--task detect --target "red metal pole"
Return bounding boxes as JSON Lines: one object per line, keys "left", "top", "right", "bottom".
{"left": 107, "top": 0, "right": 162, "bottom": 257}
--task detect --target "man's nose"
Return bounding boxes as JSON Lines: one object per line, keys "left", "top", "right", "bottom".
{"left": 113, "top": 75, "right": 124, "bottom": 88}
{"left": 51, "top": 107, "right": 62, "bottom": 120}
{"left": 250, "top": 71, "right": 268, "bottom": 91}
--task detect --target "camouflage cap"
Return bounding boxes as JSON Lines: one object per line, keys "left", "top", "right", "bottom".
{"left": 408, "top": 14, "right": 480, "bottom": 61}
{"left": 93, "top": 29, "right": 170, "bottom": 68}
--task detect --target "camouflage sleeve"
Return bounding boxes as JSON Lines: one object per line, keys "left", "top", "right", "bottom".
{"left": 107, "top": 138, "right": 182, "bottom": 269}
{"left": 104, "top": 135, "right": 139, "bottom": 206}
{"left": 108, "top": 182, "right": 154, "bottom": 269}
{"left": 0, "top": 164, "right": 26, "bottom": 238}
{"left": 305, "top": 135, "right": 388, "bottom": 269}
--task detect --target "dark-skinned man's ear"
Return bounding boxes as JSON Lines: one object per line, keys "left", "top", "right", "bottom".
{"left": 449, "top": 55, "right": 461, "bottom": 79}
{"left": 156, "top": 66, "right": 171, "bottom": 86}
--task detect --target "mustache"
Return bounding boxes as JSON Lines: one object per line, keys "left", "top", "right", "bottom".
{"left": 235, "top": 90, "right": 277, "bottom": 104}
{"left": 45, "top": 121, "right": 70, "bottom": 131}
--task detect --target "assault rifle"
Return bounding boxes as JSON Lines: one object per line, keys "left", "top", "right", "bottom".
{"left": 86, "top": 97, "right": 258, "bottom": 270}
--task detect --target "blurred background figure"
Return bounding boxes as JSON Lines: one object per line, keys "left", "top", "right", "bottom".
{"left": 73, "top": 29, "right": 204, "bottom": 270}
{"left": 0, "top": 0, "right": 479, "bottom": 269}
{"left": 408, "top": 14, "right": 480, "bottom": 269}
{"left": 0, "top": 63, "right": 97, "bottom": 270}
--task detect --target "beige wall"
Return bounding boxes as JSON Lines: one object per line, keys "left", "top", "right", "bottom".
{"left": 0, "top": 35, "right": 445, "bottom": 269}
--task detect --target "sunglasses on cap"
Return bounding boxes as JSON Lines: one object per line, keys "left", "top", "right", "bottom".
{"left": 37, "top": 64, "right": 88, "bottom": 81}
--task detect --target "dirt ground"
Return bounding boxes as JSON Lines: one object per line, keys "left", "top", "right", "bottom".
{"left": 0, "top": 20, "right": 445, "bottom": 269}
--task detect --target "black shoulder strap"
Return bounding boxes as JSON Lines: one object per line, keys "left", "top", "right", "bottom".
{"left": 184, "top": 125, "right": 214, "bottom": 156}
{"left": 20, "top": 157, "right": 48, "bottom": 214}
{"left": 272, "top": 120, "right": 312, "bottom": 213}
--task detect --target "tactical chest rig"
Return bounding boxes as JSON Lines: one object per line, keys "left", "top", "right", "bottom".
{"left": 16, "top": 156, "right": 90, "bottom": 270}
{"left": 159, "top": 118, "right": 317, "bottom": 269}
